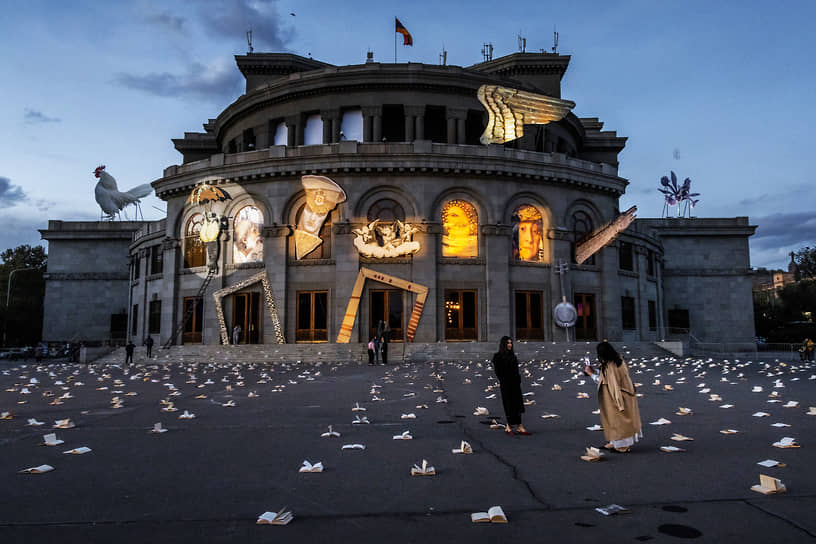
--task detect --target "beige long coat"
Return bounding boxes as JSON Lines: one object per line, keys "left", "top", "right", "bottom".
{"left": 597, "top": 360, "right": 642, "bottom": 442}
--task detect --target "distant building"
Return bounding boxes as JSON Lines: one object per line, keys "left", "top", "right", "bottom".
{"left": 41, "top": 51, "right": 758, "bottom": 348}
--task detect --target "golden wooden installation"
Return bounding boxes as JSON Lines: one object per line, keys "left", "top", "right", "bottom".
{"left": 575, "top": 206, "right": 637, "bottom": 265}
{"left": 337, "top": 267, "right": 429, "bottom": 343}
{"left": 477, "top": 84, "right": 576, "bottom": 145}
{"left": 212, "top": 271, "right": 285, "bottom": 345}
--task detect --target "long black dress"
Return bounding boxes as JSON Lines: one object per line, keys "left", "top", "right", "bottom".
{"left": 492, "top": 345, "right": 524, "bottom": 425}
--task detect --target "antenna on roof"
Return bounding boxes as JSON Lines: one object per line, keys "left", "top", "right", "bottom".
{"left": 517, "top": 33, "right": 527, "bottom": 53}
{"left": 246, "top": 27, "right": 254, "bottom": 53}
{"left": 439, "top": 45, "right": 447, "bottom": 65}
{"left": 481, "top": 42, "right": 493, "bottom": 62}
{"left": 552, "top": 26, "right": 559, "bottom": 53}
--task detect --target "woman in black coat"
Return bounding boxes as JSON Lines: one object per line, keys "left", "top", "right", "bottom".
{"left": 492, "top": 336, "right": 529, "bottom": 435}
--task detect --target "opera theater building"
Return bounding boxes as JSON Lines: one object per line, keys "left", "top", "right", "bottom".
{"left": 40, "top": 50, "right": 757, "bottom": 354}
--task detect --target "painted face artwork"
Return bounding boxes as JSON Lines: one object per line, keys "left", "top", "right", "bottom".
{"left": 233, "top": 206, "right": 264, "bottom": 263}
{"left": 513, "top": 205, "right": 546, "bottom": 262}
{"left": 442, "top": 200, "right": 478, "bottom": 258}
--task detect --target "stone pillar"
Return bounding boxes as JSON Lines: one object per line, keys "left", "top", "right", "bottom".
{"left": 362, "top": 106, "right": 381, "bottom": 143}
{"left": 483, "top": 224, "right": 513, "bottom": 342}
{"left": 321, "top": 109, "right": 339, "bottom": 144}
{"left": 285, "top": 115, "right": 298, "bottom": 147}
{"left": 263, "top": 225, "right": 290, "bottom": 343}
{"left": 256, "top": 122, "right": 270, "bottom": 149}
{"left": 635, "top": 245, "right": 649, "bottom": 340}
{"left": 295, "top": 118, "right": 305, "bottom": 147}
{"left": 160, "top": 237, "right": 180, "bottom": 346}
{"left": 405, "top": 105, "right": 424, "bottom": 142}
{"left": 446, "top": 117, "right": 456, "bottom": 144}
{"left": 600, "top": 242, "right": 622, "bottom": 341}
{"left": 331, "top": 116, "right": 341, "bottom": 143}
{"left": 449, "top": 108, "right": 467, "bottom": 145}
{"left": 332, "top": 221, "right": 359, "bottom": 342}
{"left": 655, "top": 254, "right": 665, "bottom": 340}
{"left": 411, "top": 222, "right": 440, "bottom": 342}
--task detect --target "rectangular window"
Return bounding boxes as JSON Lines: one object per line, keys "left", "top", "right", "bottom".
{"left": 182, "top": 297, "right": 203, "bottom": 344}
{"left": 133, "top": 254, "right": 141, "bottom": 279}
{"left": 668, "top": 309, "right": 690, "bottom": 333}
{"left": 296, "top": 291, "right": 328, "bottom": 342}
{"left": 424, "top": 105, "right": 447, "bottom": 143}
{"left": 381, "top": 104, "right": 405, "bottom": 142}
{"left": 148, "top": 300, "right": 162, "bottom": 335}
{"left": 574, "top": 293, "right": 597, "bottom": 341}
{"left": 621, "top": 296, "right": 636, "bottom": 330}
{"left": 445, "top": 289, "right": 478, "bottom": 340}
{"left": 619, "top": 242, "right": 634, "bottom": 271}
{"left": 132, "top": 304, "right": 139, "bottom": 336}
{"left": 648, "top": 300, "right": 657, "bottom": 331}
{"left": 647, "top": 250, "right": 655, "bottom": 276}
{"left": 110, "top": 313, "right": 127, "bottom": 340}
{"left": 150, "top": 246, "right": 163, "bottom": 275}
{"left": 243, "top": 128, "right": 256, "bottom": 150}
{"left": 515, "top": 291, "right": 544, "bottom": 340}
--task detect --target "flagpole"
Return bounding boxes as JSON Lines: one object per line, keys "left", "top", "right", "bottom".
{"left": 394, "top": 19, "right": 397, "bottom": 63}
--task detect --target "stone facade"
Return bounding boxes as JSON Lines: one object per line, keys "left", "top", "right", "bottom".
{"left": 40, "top": 52, "right": 758, "bottom": 347}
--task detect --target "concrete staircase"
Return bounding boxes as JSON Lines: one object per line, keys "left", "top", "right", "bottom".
{"left": 92, "top": 341, "right": 679, "bottom": 366}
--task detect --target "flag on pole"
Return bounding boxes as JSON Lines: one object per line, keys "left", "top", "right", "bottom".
{"left": 395, "top": 18, "right": 413, "bottom": 46}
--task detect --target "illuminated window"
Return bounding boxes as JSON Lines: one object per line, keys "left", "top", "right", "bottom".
{"left": 512, "top": 205, "right": 548, "bottom": 262}
{"left": 445, "top": 290, "right": 477, "bottom": 340}
{"left": 441, "top": 200, "right": 478, "bottom": 258}
{"left": 183, "top": 214, "right": 206, "bottom": 268}
{"left": 572, "top": 211, "right": 594, "bottom": 265}
{"left": 233, "top": 206, "right": 264, "bottom": 263}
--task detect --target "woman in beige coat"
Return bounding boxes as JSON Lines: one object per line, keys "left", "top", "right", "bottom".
{"left": 584, "top": 342, "right": 642, "bottom": 453}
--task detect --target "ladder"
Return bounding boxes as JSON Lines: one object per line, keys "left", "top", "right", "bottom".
{"left": 163, "top": 267, "right": 217, "bottom": 349}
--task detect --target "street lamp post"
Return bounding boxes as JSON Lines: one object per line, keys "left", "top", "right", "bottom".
{"left": 2, "top": 267, "right": 33, "bottom": 348}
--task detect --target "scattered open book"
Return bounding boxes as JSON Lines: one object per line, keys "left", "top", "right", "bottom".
{"left": 581, "top": 446, "right": 604, "bottom": 462}
{"left": 650, "top": 418, "right": 672, "bottom": 426}
{"left": 161, "top": 403, "right": 178, "bottom": 412}
{"left": 719, "top": 404, "right": 734, "bottom": 409}
{"left": 576, "top": 392, "right": 590, "bottom": 399}
{"left": 53, "top": 419, "right": 75, "bottom": 429}
{"left": 485, "top": 394, "right": 496, "bottom": 399}
{"left": 257, "top": 508, "right": 293, "bottom": 525}
{"left": 415, "top": 404, "right": 428, "bottom": 409}
{"left": 341, "top": 444, "right": 365, "bottom": 450}
{"left": 757, "top": 459, "right": 785, "bottom": 468}
{"left": 772, "top": 437, "right": 799, "bottom": 449}
{"left": 43, "top": 433, "right": 64, "bottom": 446}
{"left": 752, "top": 386, "right": 763, "bottom": 392}
{"left": 298, "top": 460, "right": 323, "bottom": 473}
{"left": 783, "top": 401, "right": 799, "bottom": 408}
{"left": 222, "top": 400, "right": 236, "bottom": 407}
{"left": 352, "top": 415, "right": 370, "bottom": 424}
{"left": 352, "top": 402, "right": 366, "bottom": 412}
{"left": 595, "top": 504, "right": 629, "bottom": 516}
{"left": 675, "top": 407, "right": 693, "bottom": 416}
{"left": 452, "top": 441, "right": 472, "bottom": 454}
{"left": 473, "top": 407, "right": 489, "bottom": 416}
{"left": 586, "top": 424, "right": 602, "bottom": 431}
{"left": 411, "top": 459, "right": 435, "bottom": 476}
{"left": 552, "top": 384, "right": 562, "bottom": 391}
{"left": 179, "top": 411, "right": 195, "bottom": 419}
{"left": 660, "top": 446, "right": 685, "bottom": 453}
{"left": 150, "top": 422, "right": 168, "bottom": 433}
{"left": 808, "top": 406, "right": 816, "bottom": 416}
{"left": 0, "top": 411, "right": 12, "bottom": 420}
{"left": 321, "top": 425, "right": 340, "bottom": 438}
{"left": 663, "top": 384, "right": 674, "bottom": 391}
{"left": 471, "top": 506, "right": 507, "bottom": 523}
{"left": 751, "top": 474, "right": 786, "bottom": 495}
{"left": 753, "top": 412, "right": 770, "bottom": 417}
{"left": 19, "top": 464, "right": 54, "bottom": 474}
{"left": 64, "top": 447, "right": 92, "bottom": 455}
{"left": 720, "top": 429, "right": 740, "bottom": 434}
{"left": 708, "top": 394, "right": 722, "bottom": 402}
{"left": 489, "top": 419, "right": 503, "bottom": 429}
{"left": 27, "top": 418, "right": 44, "bottom": 426}
{"left": 540, "top": 413, "right": 560, "bottom": 419}
{"left": 671, "top": 433, "right": 693, "bottom": 441}
{"left": 435, "top": 396, "right": 447, "bottom": 404}
{"left": 195, "top": 395, "right": 207, "bottom": 399}
{"left": 523, "top": 399, "right": 536, "bottom": 406}
{"left": 401, "top": 413, "right": 416, "bottom": 419}
{"left": 771, "top": 422, "right": 791, "bottom": 428}
{"left": 393, "top": 431, "right": 413, "bottom": 440}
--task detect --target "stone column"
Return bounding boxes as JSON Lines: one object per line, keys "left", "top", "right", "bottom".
{"left": 263, "top": 225, "right": 290, "bottom": 343}
{"left": 160, "top": 237, "right": 180, "bottom": 346}
{"left": 362, "top": 106, "right": 381, "bottom": 143}
{"left": 483, "top": 224, "right": 512, "bottom": 342}
{"left": 256, "top": 122, "right": 270, "bottom": 149}
{"left": 331, "top": 116, "right": 341, "bottom": 143}
{"left": 405, "top": 105, "right": 425, "bottom": 142}
{"left": 600, "top": 242, "right": 622, "bottom": 341}
{"left": 332, "top": 221, "right": 359, "bottom": 342}
{"left": 285, "top": 115, "right": 298, "bottom": 147}
{"left": 410, "top": 222, "right": 440, "bottom": 342}
{"left": 635, "top": 245, "right": 649, "bottom": 340}
{"left": 321, "top": 109, "right": 340, "bottom": 144}
{"left": 655, "top": 254, "right": 665, "bottom": 340}
{"left": 446, "top": 117, "right": 456, "bottom": 144}
{"left": 448, "top": 108, "right": 467, "bottom": 145}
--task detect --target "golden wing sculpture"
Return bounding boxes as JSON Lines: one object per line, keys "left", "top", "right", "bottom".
{"left": 187, "top": 185, "right": 232, "bottom": 207}
{"left": 477, "top": 85, "right": 576, "bottom": 145}
{"left": 575, "top": 206, "right": 637, "bottom": 265}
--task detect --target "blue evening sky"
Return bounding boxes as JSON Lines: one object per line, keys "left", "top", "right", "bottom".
{"left": 1, "top": 0, "right": 814, "bottom": 270}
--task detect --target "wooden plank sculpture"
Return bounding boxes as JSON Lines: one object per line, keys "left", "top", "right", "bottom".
{"left": 477, "top": 85, "right": 575, "bottom": 145}
{"left": 575, "top": 206, "right": 638, "bottom": 265}
{"left": 337, "top": 268, "right": 429, "bottom": 343}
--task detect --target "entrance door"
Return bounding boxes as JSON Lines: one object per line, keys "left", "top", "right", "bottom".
{"left": 445, "top": 290, "right": 477, "bottom": 340}
{"left": 369, "top": 290, "right": 404, "bottom": 342}
{"left": 182, "top": 296, "right": 203, "bottom": 344}
{"left": 515, "top": 291, "right": 545, "bottom": 340}
{"left": 574, "top": 293, "right": 596, "bottom": 341}
{"left": 296, "top": 291, "right": 328, "bottom": 342}
{"left": 232, "top": 292, "right": 260, "bottom": 344}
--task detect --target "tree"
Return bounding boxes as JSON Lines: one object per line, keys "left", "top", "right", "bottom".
{"left": 793, "top": 246, "right": 816, "bottom": 280}
{"left": 1, "top": 245, "right": 47, "bottom": 347}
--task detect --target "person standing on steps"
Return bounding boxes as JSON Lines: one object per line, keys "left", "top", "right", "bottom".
{"left": 124, "top": 340, "right": 135, "bottom": 366}
{"left": 492, "top": 336, "right": 529, "bottom": 435}
{"left": 144, "top": 336, "right": 154, "bottom": 359}
{"left": 381, "top": 321, "right": 391, "bottom": 365}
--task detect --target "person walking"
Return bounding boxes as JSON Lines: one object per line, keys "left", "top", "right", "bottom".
{"left": 492, "top": 336, "right": 529, "bottom": 435}
{"left": 232, "top": 324, "right": 242, "bottom": 345}
{"left": 124, "top": 340, "right": 135, "bottom": 366}
{"left": 584, "top": 341, "right": 642, "bottom": 453}
{"left": 367, "top": 338, "right": 376, "bottom": 365}
{"left": 144, "top": 336, "right": 154, "bottom": 359}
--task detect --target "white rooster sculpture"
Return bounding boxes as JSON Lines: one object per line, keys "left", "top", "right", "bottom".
{"left": 93, "top": 165, "right": 153, "bottom": 220}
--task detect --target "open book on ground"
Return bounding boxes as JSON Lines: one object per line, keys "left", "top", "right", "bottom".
{"left": 452, "top": 441, "right": 472, "bottom": 454}
{"left": 257, "top": 508, "right": 293, "bottom": 525}
{"left": 671, "top": 433, "right": 693, "bottom": 441}
{"left": 53, "top": 419, "right": 75, "bottom": 429}
{"left": 401, "top": 413, "right": 416, "bottom": 419}
{"left": 19, "top": 464, "right": 54, "bottom": 474}
{"left": 298, "top": 460, "right": 323, "bottom": 473}
{"left": 411, "top": 459, "right": 436, "bottom": 476}
{"left": 473, "top": 407, "right": 489, "bottom": 416}
{"left": 321, "top": 425, "right": 340, "bottom": 438}
{"left": 576, "top": 392, "right": 590, "bottom": 399}
{"left": 352, "top": 402, "right": 366, "bottom": 412}
{"left": 352, "top": 415, "right": 370, "bottom": 424}
{"left": 150, "top": 422, "right": 168, "bottom": 433}
{"left": 179, "top": 411, "right": 195, "bottom": 419}
{"left": 773, "top": 437, "right": 799, "bottom": 448}
{"left": 751, "top": 474, "right": 786, "bottom": 495}
{"left": 581, "top": 446, "right": 604, "bottom": 462}
{"left": 650, "top": 418, "right": 671, "bottom": 425}
{"left": 489, "top": 419, "right": 503, "bottom": 429}
{"left": 675, "top": 407, "right": 693, "bottom": 416}
{"left": 660, "top": 446, "right": 685, "bottom": 453}
{"left": 595, "top": 504, "right": 630, "bottom": 516}
{"left": 540, "top": 413, "right": 560, "bottom": 419}
{"left": 341, "top": 444, "right": 365, "bottom": 450}
{"left": 586, "top": 424, "right": 602, "bottom": 431}
{"left": 27, "top": 418, "right": 44, "bottom": 426}
{"left": 393, "top": 431, "right": 413, "bottom": 440}
{"left": 43, "top": 433, "right": 64, "bottom": 446}
{"left": 808, "top": 406, "right": 816, "bottom": 416}
{"left": 1, "top": 411, "right": 12, "bottom": 419}
{"left": 757, "top": 459, "right": 785, "bottom": 468}
{"left": 64, "top": 447, "right": 92, "bottom": 455}
{"left": 471, "top": 506, "right": 507, "bottom": 523}
{"left": 720, "top": 429, "right": 740, "bottom": 435}
{"left": 783, "top": 401, "right": 799, "bottom": 408}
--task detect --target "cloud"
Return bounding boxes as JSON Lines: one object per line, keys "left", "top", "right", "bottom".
{"left": 0, "top": 177, "right": 28, "bottom": 208}
{"left": 145, "top": 11, "right": 185, "bottom": 32}
{"left": 197, "top": 0, "right": 293, "bottom": 50}
{"left": 24, "top": 109, "right": 61, "bottom": 124}
{"left": 112, "top": 58, "right": 243, "bottom": 102}
{"left": 751, "top": 211, "right": 816, "bottom": 250}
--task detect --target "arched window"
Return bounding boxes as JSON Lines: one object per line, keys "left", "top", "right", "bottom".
{"left": 441, "top": 200, "right": 478, "bottom": 258}
{"left": 367, "top": 199, "right": 406, "bottom": 222}
{"left": 293, "top": 203, "right": 332, "bottom": 259}
{"left": 511, "top": 204, "right": 548, "bottom": 263}
{"left": 572, "top": 211, "right": 594, "bottom": 265}
{"left": 183, "top": 214, "right": 206, "bottom": 268}
{"left": 233, "top": 206, "right": 264, "bottom": 263}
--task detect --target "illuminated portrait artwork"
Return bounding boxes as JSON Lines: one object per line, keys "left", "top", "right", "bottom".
{"left": 442, "top": 200, "right": 478, "bottom": 258}
{"left": 294, "top": 175, "right": 346, "bottom": 259}
{"left": 512, "top": 205, "right": 547, "bottom": 262}
{"left": 233, "top": 206, "right": 264, "bottom": 263}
